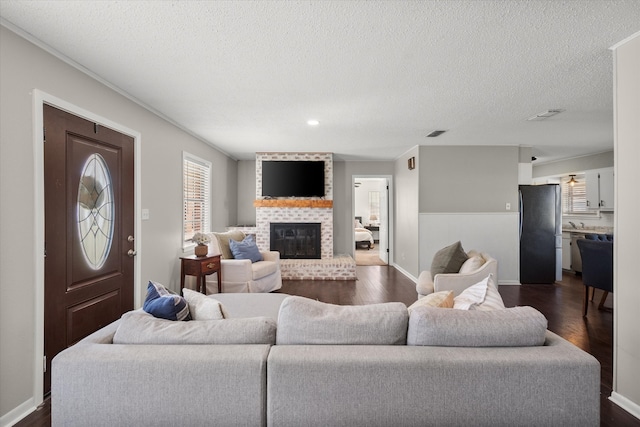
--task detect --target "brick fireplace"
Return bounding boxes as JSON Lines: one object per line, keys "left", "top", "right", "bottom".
{"left": 252, "top": 152, "right": 355, "bottom": 280}
{"left": 254, "top": 152, "right": 334, "bottom": 259}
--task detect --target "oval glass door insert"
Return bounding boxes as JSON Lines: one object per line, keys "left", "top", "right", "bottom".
{"left": 77, "top": 153, "right": 114, "bottom": 269}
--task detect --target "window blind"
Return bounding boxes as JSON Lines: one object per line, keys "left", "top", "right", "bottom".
{"left": 183, "top": 153, "right": 211, "bottom": 243}
{"left": 562, "top": 174, "right": 588, "bottom": 214}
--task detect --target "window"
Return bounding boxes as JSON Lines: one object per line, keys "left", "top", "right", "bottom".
{"left": 562, "top": 174, "right": 589, "bottom": 214}
{"left": 183, "top": 152, "right": 211, "bottom": 246}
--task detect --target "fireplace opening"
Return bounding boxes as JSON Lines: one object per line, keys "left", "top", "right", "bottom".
{"left": 270, "top": 223, "right": 321, "bottom": 259}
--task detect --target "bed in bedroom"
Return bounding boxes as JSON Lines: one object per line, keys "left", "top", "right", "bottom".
{"left": 354, "top": 216, "right": 374, "bottom": 249}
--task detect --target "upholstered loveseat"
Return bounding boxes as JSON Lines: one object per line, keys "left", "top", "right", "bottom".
{"left": 417, "top": 249, "right": 498, "bottom": 298}
{"left": 51, "top": 293, "right": 600, "bottom": 427}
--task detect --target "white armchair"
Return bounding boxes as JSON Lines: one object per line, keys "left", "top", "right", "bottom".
{"left": 204, "top": 231, "right": 282, "bottom": 294}
{"left": 416, "top": 251, "right": 497, "bottom": 298}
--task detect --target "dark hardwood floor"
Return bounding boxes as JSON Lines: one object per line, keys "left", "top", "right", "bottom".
{"left": 15, "top": 267, "right": 639, "bottom": 426}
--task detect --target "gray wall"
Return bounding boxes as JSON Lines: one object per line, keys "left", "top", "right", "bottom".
{"left": 533, "top": 150, "right": 614, "bottom": 178}
{"left": 237, "top": 160, "right": 257, "bottom": 225}
{"left": 419, "top": 146, "right": 519, "bottom": 213}
{"left": 0, "top": 26, "right": 237, "bottom": 419}
{"left": 416, "top": 146, "right": 520, "bottom": 283}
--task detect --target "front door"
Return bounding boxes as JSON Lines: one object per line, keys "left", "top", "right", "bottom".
{"left": 43, "top": 104, "right": 135, "bottom": 394}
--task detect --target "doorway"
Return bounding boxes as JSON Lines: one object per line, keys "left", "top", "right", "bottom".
{"left": 353, "top": 176, "right": 390, "bottom": 266}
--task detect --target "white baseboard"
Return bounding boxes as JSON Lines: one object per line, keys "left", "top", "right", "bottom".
{"left": 0, "top": 398, "right": 36, "bottom": 427}
{"left": 498, "top": 280, "right": 521, "bottom": 286}
{"left": 609, "top": 392, "right": 640, "bottom": 420}
{"left": 392, "top": 263, "right": 418, "bottom": 283}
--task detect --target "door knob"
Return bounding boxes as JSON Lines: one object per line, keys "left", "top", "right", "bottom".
{"left": 127, "top": 249, "right": 137, "bottom": 257}
{"left": 128, "top": 235, "right": 135, "bottom": 242}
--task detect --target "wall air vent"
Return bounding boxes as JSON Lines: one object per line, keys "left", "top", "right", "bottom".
{"left": 426, "top": 130, "right": 447, "bottom": 137}
{"left": 527, "top": 109, "right": 565, "bottom": 121}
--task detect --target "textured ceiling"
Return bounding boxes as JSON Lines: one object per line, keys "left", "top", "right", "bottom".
{"left": 1, "top": 1, "right": 639, "bottom": 162}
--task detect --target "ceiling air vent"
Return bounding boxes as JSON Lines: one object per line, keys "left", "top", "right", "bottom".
{"left": 527, "top": 109, "right": 565, "bottom": 121}
{"left": 426, "top": 130, "right": 447, "bottom": 137}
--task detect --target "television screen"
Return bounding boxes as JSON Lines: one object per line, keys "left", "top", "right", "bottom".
{"left": 262, "top": 161, "right": 325, "bottom": 197}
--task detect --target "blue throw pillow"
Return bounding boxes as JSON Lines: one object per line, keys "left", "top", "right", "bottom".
{"left": 229, "top": 235, "right": 263, "bottom": 263}
{"left": 143, "top": 281, "right": 191, "bottom": 321}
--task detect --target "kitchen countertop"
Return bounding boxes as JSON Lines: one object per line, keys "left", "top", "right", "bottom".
{"left": 562, "top": 227, "right": 613, "bottom": 235}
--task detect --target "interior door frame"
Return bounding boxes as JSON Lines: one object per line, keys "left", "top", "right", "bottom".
{"left": 352, "top": 174, "right": 393, "bottom": 265}
{"left": 32, "top": 90, "right": 142, "bottom": 405}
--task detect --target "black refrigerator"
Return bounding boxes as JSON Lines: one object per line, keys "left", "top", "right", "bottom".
{"left": 519, "top": 184, "right": 562, "bottom": 284}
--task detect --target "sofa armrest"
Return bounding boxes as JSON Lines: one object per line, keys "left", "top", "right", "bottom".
{"left": 416, "top": 271, "right": 435, "bottom": 297}
{"left": 261, "top": 250, "right": 280, "bottom": 264}
{"left": 220, "top": 258, "right": 253, "bottom": 282}
{"left": 433, "top": 259, "right": 497, "bottom": 295}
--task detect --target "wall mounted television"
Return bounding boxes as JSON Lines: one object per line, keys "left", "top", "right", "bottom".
{"left": 261, "top": 160, "right": 325, "bottom": 197}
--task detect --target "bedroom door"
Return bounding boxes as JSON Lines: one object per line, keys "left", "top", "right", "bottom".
{"left": 43, "top": 104, "right": 135, "bottom": 394}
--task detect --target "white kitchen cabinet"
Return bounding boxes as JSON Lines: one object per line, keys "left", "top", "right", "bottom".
{"left": 598, "top": 168, "right": 614, "bottom": 210}
{"left": 585, "top": 168, "right": 614, "bottom": 210}
{"left": 585, "top": 170, "right": 600, "bottom": 209}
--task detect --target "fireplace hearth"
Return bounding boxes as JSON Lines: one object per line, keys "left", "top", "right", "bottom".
{"left": 270, "top": 223, "right": 321, "bottom": 259}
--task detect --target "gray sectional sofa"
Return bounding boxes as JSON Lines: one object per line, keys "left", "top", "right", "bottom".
{"left": 52, "top": 293, "right": 600, "bottom": 427}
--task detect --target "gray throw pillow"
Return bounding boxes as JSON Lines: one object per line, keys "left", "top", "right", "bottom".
{"left": 430, "top": 241, "right": 468, "bottom": 275}
{"left": 276, "top": 296, "right": 408, "bottom": 345}
{"left": 407, "top": 306, "right": 547, "bottom": 347}
{"left": 113, "top": 311, "right": 276, "bottom": 345}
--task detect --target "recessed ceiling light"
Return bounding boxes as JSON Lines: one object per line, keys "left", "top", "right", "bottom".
{"left": 307, "top": 119, "right": 320, "bottom": 126}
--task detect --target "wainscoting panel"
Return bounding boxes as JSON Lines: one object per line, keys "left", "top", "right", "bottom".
{"left": 419, "top": 212, "right": 520, "bottom": 284}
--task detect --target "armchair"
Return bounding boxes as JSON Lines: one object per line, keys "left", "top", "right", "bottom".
{"left": 577, "top": 238, "right": 613, "bottom": 316}
{"left": 204, "top": 231, "right": 282, "bottom": 294}
{"left": 416, "top": 251, "right": 498, "bottom": 298}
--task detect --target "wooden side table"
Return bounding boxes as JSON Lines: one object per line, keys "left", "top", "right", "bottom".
{"left": 180, "top": 254, "right": 222, "bottom": 294}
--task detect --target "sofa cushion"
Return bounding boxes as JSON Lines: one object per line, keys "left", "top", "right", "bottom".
{"left": 430, "top": 241, "right": 468, "bottom": 276}
{"left": 251, "top": 260, "right": 278, "bottom": 280}
{"left": 143, "top": 281, "right": 191, "bottom": 321}
{"left": 182, "top": 288, "right": 228, "bottom": 320}
{"left": 229, "top": 234, "right": 263, "bottom": 263}
{"left": 453, "top": 274, "right": 505, "bottom": 311}
{"left": 277, "top": 296, "right": 408, "bottom": 345}
{"left": 113, "top": 311, "right": 277, "bottom": 345}
{"left": 212, "top": 230, "right": 246, "bottom": 259}
{"left": 408, "top": 290, "right": 454, "bottom": 314}
{"left": 407, "top": 305, "right": 547, "bottom": 347}
{"left": 458, "top": 255, "right": 485, "bottom": 274}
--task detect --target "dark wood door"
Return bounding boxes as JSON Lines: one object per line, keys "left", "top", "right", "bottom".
{"left": 43, "top": 105, "right": 135, "bottom": 394}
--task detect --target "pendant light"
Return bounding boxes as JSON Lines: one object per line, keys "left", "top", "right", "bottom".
{"left": 568, "top": 175, "right": 578, "bottom": 186}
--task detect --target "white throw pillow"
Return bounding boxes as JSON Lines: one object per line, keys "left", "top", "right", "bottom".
{"left": 458, "top": 255, "right": 485, "bottom": 274}
{"left": 453, "top": 274, "right": 505, "bottom": 311}
{"left": 182, "top": 288, "right": 228, "bottom": 320}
